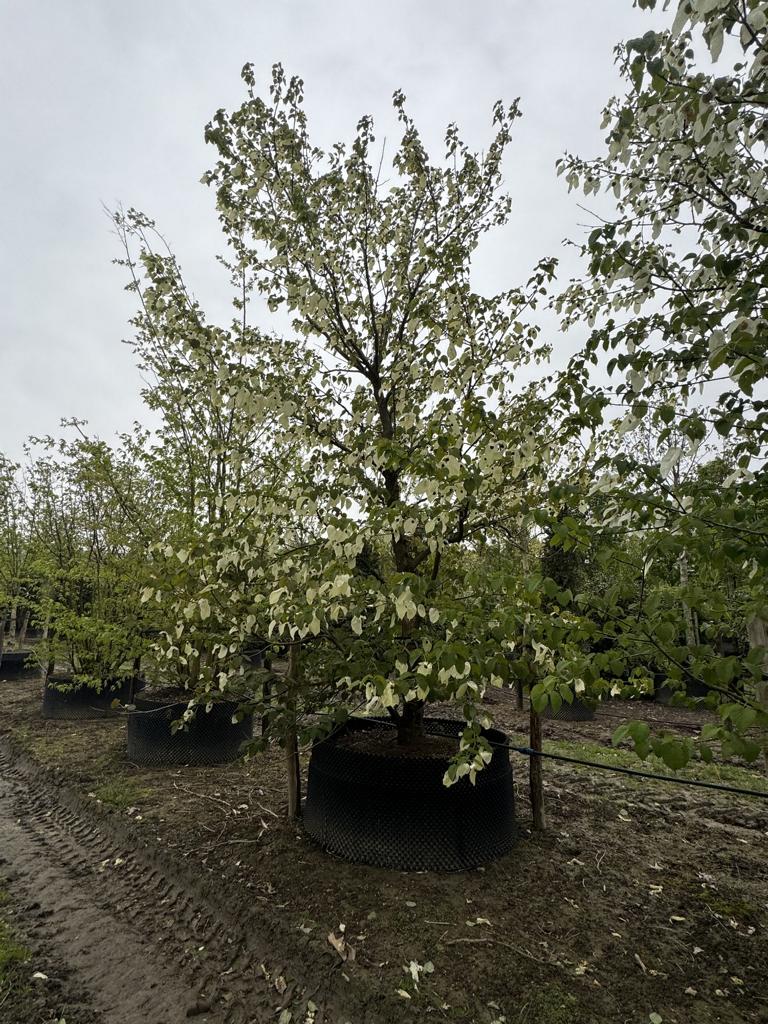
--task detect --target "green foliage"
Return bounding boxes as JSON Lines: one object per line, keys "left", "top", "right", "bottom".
{"left": 0, "top": 456, "right": 37, "bottom": 652}
{"left": 21, "top": 438, "right": 151, "bottom": 685}
{"left": 189, "top": 63, "right": 568, "bottom": 773}
{"left": 544, "top": 0, "right": 768, "bottom": 770}
{"left": 7, "top": 1, "right": 765, "bottom": 793}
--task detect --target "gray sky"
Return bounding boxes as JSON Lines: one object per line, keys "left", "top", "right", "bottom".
{"left": 0, "top": 0, "right": 662, "bottom": 459}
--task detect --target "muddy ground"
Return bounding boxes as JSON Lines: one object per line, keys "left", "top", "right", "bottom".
{"left": 0, "top": 672, "right": 766, "bottom": 1024}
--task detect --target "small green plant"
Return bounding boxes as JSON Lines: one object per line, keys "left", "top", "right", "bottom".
{"left": 92, "top": 778, "right": 151, "bottom": 809}
{"left": 516, "top": 984, "right": 580, "bottom": 1024}
{"left": 0, "top": 906, "right": 28, "bottom": 978}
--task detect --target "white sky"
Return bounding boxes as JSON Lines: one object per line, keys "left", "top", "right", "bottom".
{"left": 0, "top": 0, "right": 665, "bottom": 459}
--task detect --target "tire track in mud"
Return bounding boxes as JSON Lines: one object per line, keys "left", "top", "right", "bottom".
{"left": 0, "top": 748, "right": 313, "bottom": 1024}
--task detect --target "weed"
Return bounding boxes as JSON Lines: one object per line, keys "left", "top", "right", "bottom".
{"left": 515, "top": 985, "right": 582, "bottom": 1024}
{"left": 543, "top": 738, "right": 768, "bottom": 793}
{"left": 0, "top": 897, "right": 28, "bottom": 978}
{"left": 92, "top": 778, "right": 151, "bottom": 809}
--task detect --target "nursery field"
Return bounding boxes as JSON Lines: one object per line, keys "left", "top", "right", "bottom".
{"left": 2, "top": 3, "right": 768, "bottom": 1023}
{"left": 0, "top": 672, "right": 766, "bottom": 1024}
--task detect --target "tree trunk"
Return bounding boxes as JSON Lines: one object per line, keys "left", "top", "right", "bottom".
{"left": 17, "top": 608, "right": 30, "bottom": 649}
{"left": 746, "top": 615, "right": 768, "bottom": 775}
{"left": 516, "top": 679, "right": 524, "bottom": 710}
{"left": 529, "top": 706, "right": 545, "bottom": 831}
{"left": 397, "top": 700, "right": 425, "bottom": 746}
{"left": 261, "top": 674, "right": 272, "bottom": 738}
{"left": 8, "top": 599, "right": 17, "bottom": 650}
{"left": 46, "top": 626, "right": 56, "bottom": 679}
{"left": 129, "top": 655, "right": 142, "bottom": 702}
{"left": 679, "top": 552, "right": 697, "bottom": 648}
{"left": 285, "top": 645, "right": 302, "bottom": 819}
{"left": 0, "top": 614, "right": 6, "bottom": 665}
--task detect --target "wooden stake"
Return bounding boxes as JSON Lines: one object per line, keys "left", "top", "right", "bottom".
{"left": 285, "top": 645, "right": 302, "bottom": 820}
{"left": 529, "top": 705, "right": 545, "bottom": 831}
{"left": 285, "top": 727, "right": 301, "bottom": 821}
{"left": 261, "top": 673, "right": 272, "bottom": 739}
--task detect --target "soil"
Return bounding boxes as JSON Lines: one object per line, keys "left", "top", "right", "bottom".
{"left": 337, "top": 727, "right": 459, "bottom": 759}
{"left": 0, "top": 879, "right": 102, "bottom": 1024}
{"left": 135, "top": 686, "right": 193, "bottom": 703}
{"left": 0, "top": 673, "right": 766, "bottom": 1023}
{"left": 0, "top": 748, "right": 271, "bottom": 1023}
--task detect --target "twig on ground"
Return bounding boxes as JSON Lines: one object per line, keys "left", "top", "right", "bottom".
{"left": 443, "top": 936, "right": 550, "bottom": 965}
{"left": 172, "top": 782, "right": 235, "bottom": 813}
{"left": 255, "top": 801, "right": 279, "bottom": 818}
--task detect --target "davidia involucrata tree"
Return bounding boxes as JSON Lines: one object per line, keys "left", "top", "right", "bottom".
{"left": 201, "top": 64, "right": 559, "bottom": 779}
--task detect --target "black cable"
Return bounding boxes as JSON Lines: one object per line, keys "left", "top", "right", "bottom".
{"left": 276, "top": 709, "right": 768, "bottom": 800}
{"left": 492, "top": 690, "right": 713, "bottom": 732}
{"left": 510, "top": 744, "right": 768, "bottom": 800}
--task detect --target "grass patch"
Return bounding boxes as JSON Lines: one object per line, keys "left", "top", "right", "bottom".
{"left": 0, "top": 925, "right": 27, "bottom": 976}
{"left": 542, "top": 737, "right": 768, "bottom": 793}
{"left": 92, "top": 778, "right": 151, "bottom": 809}
{"left": 515, "top": 984, "right": 581, "bottom": 1024}
{"left": 0, "top": 887, "right": 38, "bottom": 1024}
{"left": 0, "top": 893, "right": 28, "bottom": 979}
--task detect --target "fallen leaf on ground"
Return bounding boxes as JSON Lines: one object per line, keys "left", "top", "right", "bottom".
{"left": 327, "top": 931, "right": 355, "bottom": 962}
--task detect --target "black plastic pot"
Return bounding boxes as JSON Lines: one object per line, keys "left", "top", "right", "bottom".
{"left": 654, "top": 676, "right": 711, "bottom": 705}
{"left": 542, "top": 696, "right": 596, "bottom": 722}
{"left": 0, "top": 650, "right": 36, "bottom": 677}
{"left": 126, "top": 697, "right": 253, "bottom": 766}
{"left": 41, "top": 675, "right": 144, "bottom": 720}
{"left": 303, "top": 717, "right": 516, "bottom": 872}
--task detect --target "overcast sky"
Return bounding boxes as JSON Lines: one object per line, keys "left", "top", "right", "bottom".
{"left": 0, "top": 0, "right": 665, "bottom": 459}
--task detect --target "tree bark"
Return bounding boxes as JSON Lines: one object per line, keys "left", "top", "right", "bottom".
{"left": 529, "top": 705, "right": 545, "bottom": 831}
{"left": 8, "top": 599, "right": 17, "bottom": 650}
{"left": 17, "top": 608, "right": 30, "bottom": 649}
{"left": 746, "top": 615, "right": 768, "bottom": 775}
{"left": 679, "top": 552, "right": 699, "bottom": 647}
{"left": 261, "top": 673, "right": 272, "bottom": 739}
{"left": 40, "top": 606, "right": 52, "bottom": 682}
{"left": 130, "top": 655, "right": 142, "bottom": 702}
{"left": 516, "top": 679, "right": 524, "bottom": 710}
{"left": 397, "top": 700, "right": 425, "bottom": 746}
{"left": 46, "top": 625, "right": 56, "bottom": 679}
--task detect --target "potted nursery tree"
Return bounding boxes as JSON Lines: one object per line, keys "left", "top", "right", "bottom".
{"left": 107, "top": 211, "right": 303, "bottom": 764}
{"left": 26, "top": 440, "right": 148, "bottom": 717}
{"left": 198, "top": 65, "right": 562, "bottom": 868}
{"left": 0, "top": 455, "right": 37, "bottom": 676}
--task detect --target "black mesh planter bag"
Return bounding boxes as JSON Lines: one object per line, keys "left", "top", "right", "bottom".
{"left": 126, "top": 697, "right": 253, "bottom": 767}
{"left": 542, "top": 697, "right": 596, "bottom": 722}
{"left": 0, "top": 650, "right": 36, "bottom": 677}
{"left": 655, "top": 678, "right": 711, "bottom": 705}
{"left": 303, "top": 717, "right": 515, "bottom": 872}
{"left": 41, "top": 675, "right": 144, "bottom": 719}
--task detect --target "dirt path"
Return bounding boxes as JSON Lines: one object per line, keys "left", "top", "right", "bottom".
{"left": 0, "top": 748, "right": 271, "bottom": 1024}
